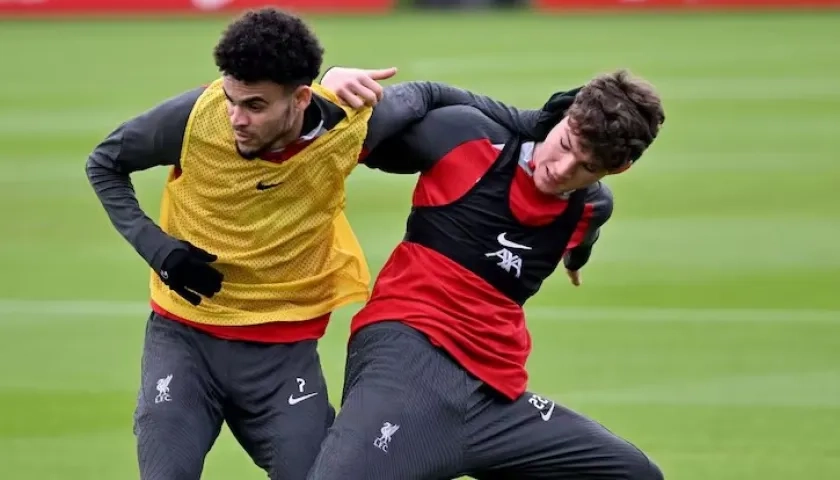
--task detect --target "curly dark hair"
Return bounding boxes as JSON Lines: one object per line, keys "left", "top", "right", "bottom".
{"left": 567, "top": 69, "right": 665, "bottom": 170}
{"left": 213, "top": 7, "right": 324, "bottom": 87}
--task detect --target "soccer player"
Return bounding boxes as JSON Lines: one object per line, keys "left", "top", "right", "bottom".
{"left": 84, "top": 7, "right": 543, "bottom": 480}
{"left": 306, "top": 70, "right": 667, "bottom": 479}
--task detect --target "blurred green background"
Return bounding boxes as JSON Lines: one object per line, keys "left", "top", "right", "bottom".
{"left": 1, "top": 9, "right": 839, "bottom": 480}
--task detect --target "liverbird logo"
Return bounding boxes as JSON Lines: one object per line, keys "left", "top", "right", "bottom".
{"left": 372, "top": 422, "right": 400, "bottom": 453}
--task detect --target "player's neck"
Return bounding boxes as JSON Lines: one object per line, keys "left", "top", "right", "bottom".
{"left": 268, "top": 111, "right": 306, "bottom": 152}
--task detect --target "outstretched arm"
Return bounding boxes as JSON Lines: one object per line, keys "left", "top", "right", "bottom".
{"left": 320, "top": 67, "right": 544, "bottom": 157}
{"left": 361, "top": 80, "right": 544, "bottom": 155}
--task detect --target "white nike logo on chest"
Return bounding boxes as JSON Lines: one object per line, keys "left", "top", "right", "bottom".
{"left": 497, "top": 232, "right": 532, "bottom": 250}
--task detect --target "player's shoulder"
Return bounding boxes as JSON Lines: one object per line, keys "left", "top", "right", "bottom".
{"left": 585, "top": 180, "right": 613, "bottom": 202}
{"left": 118, "top": 85, "right": 208, "bottom": 152}
{"left": 582, "top": 180, "right": 614, "bottom": 221}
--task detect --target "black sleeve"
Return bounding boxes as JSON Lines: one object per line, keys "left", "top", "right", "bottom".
{"left": 563, "top": 182, "right": 614, "bottom": 271}
{"left": 360, "top": 81, "right": 543, "bottom": 173}
{"left": 84, "top": 87, "right": 204, "bottom": 272}
{"left": 362, "top": 105, "right": 510, "bottom": 175}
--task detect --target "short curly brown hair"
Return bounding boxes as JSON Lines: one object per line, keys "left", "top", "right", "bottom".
{"left": 567, "top": 69, "right": 665, "bottom": 170}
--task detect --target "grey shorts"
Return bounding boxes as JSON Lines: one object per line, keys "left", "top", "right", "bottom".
{"left": 134, "top": 312, "right": 334, "bottom": 480}
{"left": 306, "top": 321, "right": 663, "bottom": 480}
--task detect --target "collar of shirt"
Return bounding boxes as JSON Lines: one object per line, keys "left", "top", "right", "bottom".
{"left": 520, "top": 141, "right": 537, "bottom": 173}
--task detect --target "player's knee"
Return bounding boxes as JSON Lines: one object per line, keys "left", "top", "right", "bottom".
{"left": 136, "top": 418, "right": 207, "bottom": 480}
{"left": 135, "top": 403, "right": 190, "bottom": 432}
{"left": 134, "top": 405, "right": 216, "bottom": 450}
{"left": 648, "top": 460, "right": 665, "bottom": 480}
{"left": 624, "top": 450, "right": 664, "bottom": 480}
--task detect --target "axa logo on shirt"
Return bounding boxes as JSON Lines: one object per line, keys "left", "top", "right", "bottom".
{"left": 485, "top": 232, "right": 531, "bottom": 278}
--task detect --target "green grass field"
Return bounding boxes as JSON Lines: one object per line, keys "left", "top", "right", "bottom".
{"left": 1, "top": 10, "right": 839, "bottom": 480}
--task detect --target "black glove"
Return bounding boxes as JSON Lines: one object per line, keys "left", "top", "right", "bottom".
{"left": 533, "top": 87, "right": 581, "bottom": 140}
{"left": 158, "top": 241, "right": 223, "bottom": 306}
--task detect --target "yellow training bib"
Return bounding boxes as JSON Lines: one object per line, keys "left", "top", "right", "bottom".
{"left": 150, "top": 79, "right": 373, "bottom": 326}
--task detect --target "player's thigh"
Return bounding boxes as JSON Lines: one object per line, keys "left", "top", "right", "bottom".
{"left": 134, "top": 313, "right": 225, "bottom": 479}
{"left": 307, "top": 379, "right": 453, "bottom": 480}
{"left": 467, "top": 391, "right": 663, "bottom": 480}
{"left": 306, "top": 322, "right": 466, "bottom": 480}
{"left": 224, "top": 339, "right": 334, "bottom": 480}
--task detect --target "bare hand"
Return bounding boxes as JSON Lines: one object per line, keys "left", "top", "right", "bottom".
{"left": 566, "top": 269, "right": 581, "bottom": 287}
{"left": 321, "top": 67, "right": 399, "bottom": 109}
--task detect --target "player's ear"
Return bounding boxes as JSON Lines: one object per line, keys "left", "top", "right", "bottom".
{"left": 608, "top": 161, "right": 632, "bottom": 175}
{"left": 291, "top": 85, "right": 312, "bottom": 110}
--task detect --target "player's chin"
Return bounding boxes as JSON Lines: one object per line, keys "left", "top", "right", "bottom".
{"left": 535, "top": 178, "right": 563, "bottom": 196}
{"left": 236, "top": 142, "right": 262, "bottom": 160}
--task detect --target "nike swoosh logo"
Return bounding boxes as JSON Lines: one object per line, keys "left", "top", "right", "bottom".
{"left": 540, "top": 401, "right": 556, "bottom": 422}
{"left": 498, "top": 232, "right": 532, "bottom": 250}
{"left": 256, "top": 181, "right": 282, "bottom": 191}
{"left": 288, "top": 392, "right": 319, "bottom": 405}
